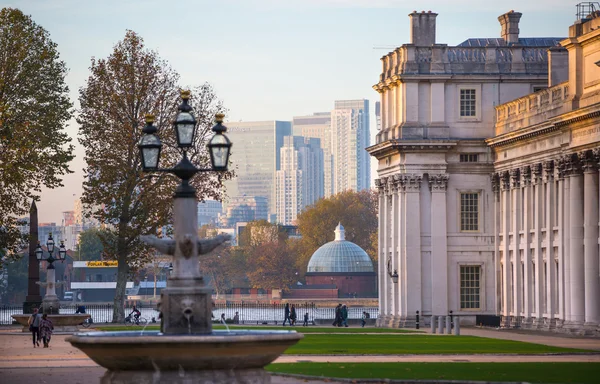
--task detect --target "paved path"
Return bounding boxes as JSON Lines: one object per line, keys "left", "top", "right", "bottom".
{"left": 1, "top": 326, "right": 599, "bottom": 383}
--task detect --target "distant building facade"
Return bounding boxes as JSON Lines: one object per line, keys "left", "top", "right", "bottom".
{"left": 223, "top": 120, "right": 292, "bottom": 222}
{"left": 332, "top": 100, "right": 370, "bottom": 194}
{"left": 293, "top": 113, "right": 333, "bottom": 197}
{"left": 275, "top": 136, "right": 324, "bottom": 225}
{"left": 223, "top": 196, "right": 268, "bottom": 228}
{"left": 197, "top": 200, "right": 222, "bottom": 227}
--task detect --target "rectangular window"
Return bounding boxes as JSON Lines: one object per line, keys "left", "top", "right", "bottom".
{"left": 460, "top": 89, "right": 477, "bottom": 117}
{"left": 460, "top": 265, "right": 481, "bottom": 310}
{"left": 459, "top": 154, "right": 479, "bottom": 163}
{"left": 460, "top": 192, "right": 479, "bottom": 231}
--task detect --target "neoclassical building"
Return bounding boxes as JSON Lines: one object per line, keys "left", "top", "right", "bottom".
{"left": 368, "top": 8, "right": 600, "bottom": 334}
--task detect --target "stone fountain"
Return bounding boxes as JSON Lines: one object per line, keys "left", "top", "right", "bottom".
{"left": 67, "top": 101, "right": 302, "bottom": 383}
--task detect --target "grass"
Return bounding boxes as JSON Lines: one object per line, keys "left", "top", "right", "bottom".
{"left": 90, "top": 326, "right": 588, "bottom": 355}
{"left": 93, "top": 325, "right": 420, "bottom": 334}
{"left": 283, "top": 334, "right": 589, "bottom": 355}
{"left": 266, "top": 362, "right": 600, "bottom": 384}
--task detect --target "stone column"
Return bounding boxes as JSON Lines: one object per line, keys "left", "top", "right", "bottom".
{"left": 500, "top": 171, "right": 511, "bottom": 327}
{"left": 491, "top": 174, "right": 502, "bottom": 315}
{"left": 394, "top": 175, "right": 405, "bottom": 322}
{"left": 562, "top": 156, "right": 572, "bottom": 324}
{"left": 521, "top": 166, "right": 533, "bottom": 326}
{"left": 403, "top": 174, "right": 422, "bottom": 325}
{"left": 582, "top": 150, "right": 599, "bottom": 328}
{"left": 429, "top": 174, "right": 449, "bottom": 315}
{"left": 544, "top": 161, "right": 556, "bottom": 327}
{"left": 389, "top": 176, "right": 400, "bottom": 327}
{"left": 510, "top": 169, "right": 522, "bottom": 326}
{"left": 555, "top": 158, "right": 566, "bottom": 326}
{"left": 375, "top": 178, "right": 387, "bottom": 326}
{"left": 532, "top": 164, "right": 544, "bottom": 327}
{"left": 568, "top": 154, "right": 585, "bottom": 327}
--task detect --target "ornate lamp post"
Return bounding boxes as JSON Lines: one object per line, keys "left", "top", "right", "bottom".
{"left": 35, "top": 233, "right": 67, "bottom": 314}
{"left": 138, "top": 90, "right": 232, "bottom": 335}
{"left": 387, "top": 257, "right": 399, "bottom": 284}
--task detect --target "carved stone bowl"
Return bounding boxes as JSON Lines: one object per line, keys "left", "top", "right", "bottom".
{"left": 67, "top": 330, "right": 303, "bottom": 372}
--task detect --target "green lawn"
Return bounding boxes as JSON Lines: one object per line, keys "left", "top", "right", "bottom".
{"left": 284, "top": 334, "right": 588, "bottom": 355}
{"left": 267, "top": 362, "right": 600, "bottom": 384}
{"left": 93, "top": 325, "right": 419, "bottom": 334}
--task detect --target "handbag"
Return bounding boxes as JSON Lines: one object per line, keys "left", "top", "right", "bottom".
{"left": 29, "top": 324, "right": 33, "bottom": 332}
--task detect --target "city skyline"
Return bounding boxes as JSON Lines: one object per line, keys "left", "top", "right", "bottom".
{"left": 3, "top": 0, "right": 573, "bottom": 222}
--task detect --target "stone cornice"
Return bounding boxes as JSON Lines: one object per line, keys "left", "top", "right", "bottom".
{"left": 367, "top": 140, "right": 457, "bottom": 158}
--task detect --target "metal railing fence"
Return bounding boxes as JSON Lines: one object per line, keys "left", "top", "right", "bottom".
{"left": 0, "top": 303, "right": 378, "bottom": 325}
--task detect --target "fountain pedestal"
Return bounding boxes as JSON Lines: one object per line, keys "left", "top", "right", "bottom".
{"left": 160, "top": 277, "right": 213, "bottom": 334}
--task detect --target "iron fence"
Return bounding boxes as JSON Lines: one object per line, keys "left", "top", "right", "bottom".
{"left": 0, "top": 303, "right": 378, "bottom": 325}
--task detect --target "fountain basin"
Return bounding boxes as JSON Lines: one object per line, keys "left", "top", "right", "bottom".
{"left": 67, "top": 330, "right": 303, "bottom": 383}
{"left": 12, "top": 314, "right": 91, "bottom": 332}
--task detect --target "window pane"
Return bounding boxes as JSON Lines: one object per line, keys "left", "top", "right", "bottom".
{"left": 460, "top": 193, "right": 479, "bottom": 231}
{"left": 460, "top": 265, "right": 481, "bottom": 310}
{"left": 460, "top": 89, "right": 477, "bottom": 117}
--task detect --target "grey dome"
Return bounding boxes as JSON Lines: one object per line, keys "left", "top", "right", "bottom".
{"left": 307, "top": 223, "right": 374, "bottom": 273}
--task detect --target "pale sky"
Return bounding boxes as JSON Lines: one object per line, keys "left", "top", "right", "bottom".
{"left": 5, "top": 0, "right": 573, "bottom": 223}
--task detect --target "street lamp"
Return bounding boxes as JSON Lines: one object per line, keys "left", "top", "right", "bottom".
{"left": 138, "top": 90, "right": 233, "bottom": 334}
{"left": 387, "top": 257, "right": 399, "bottom": 284}
{"left": 35, "top": 233, "right": 67, "bottom": 314}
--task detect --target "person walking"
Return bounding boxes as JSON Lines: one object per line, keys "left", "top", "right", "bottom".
{"left": 361, "top": 311, "right": 369, "bottom": 327}
{"left": 303, "top": 312, "right": 309, "bottom": 327}
{"left": 290, "top": 304, "right": 297, "bottom": 326}
{"left": 40, "top": 313, "right": 54, "bottom": 348}
{"left": 233, "top": 312, "right": 240, "bottom": 324}
{"left": 341, "top": 304, "right": 349, "bottom": 327}
{"left": 282, "top": 303, "right": 291, "bottom": 326}
{"left": 27, "top": 308, "right": 42, "bottom": 347}
{"left": 333, "top": 304, "right": 342, "bottom": 327}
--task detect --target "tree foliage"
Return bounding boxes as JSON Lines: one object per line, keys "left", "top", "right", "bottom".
{"left": 294, "top": 190, "right": 378, "bottom": 274}
{"left": 241, "top": 221, "right": 297, "bottom": 291}
{"left": 77, "top": 228, "right": 109, "bottom": 261}
{"left": 0, "top": 8, "right": 74, "bottom": 257}
{"left": 77, "top": 30, "right": 231, "bottom": 322}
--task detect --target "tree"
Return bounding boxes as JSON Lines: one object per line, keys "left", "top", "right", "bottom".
{"left": 78, "top": 31, "right": 231, "bottom": 322}
{"left": 0, "top": 8, "right": 74, "bottom": 258}
{"left": 241, "top": 221, "right": 297, "bottom": 291}
{"left": 294, "top": 190, "right": 378, "bottom": 274}
{"left": 77, "top": 228, "right": 108, "bottom": 261}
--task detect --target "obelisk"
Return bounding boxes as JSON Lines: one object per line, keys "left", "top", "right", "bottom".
{"left": 23, "top": 200, "right": 41, "bottom": 313}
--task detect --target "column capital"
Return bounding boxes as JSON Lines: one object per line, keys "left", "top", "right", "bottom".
{"left": 593, "top": 148, "right": 600, "bottom": 166}
{"left": 531, "top": 163, "right": 543, "bottom": 184}
{"left": 580, "top": 149, "right": 598, "bottom": 173}
{"left": 543, "top": 160, "right": 554, "bottom": 183}
{"left": 428, "top": 174, "right": 449, "bottom": 192}
{"left": 404, "top": 174, "right": 422, "bottom": 192}
{"left": 520, "top": 166, "right": 532, "bottom": 186}
{"left": 392, "top": 174, "right": 404, "bottom": 192}
{"left": 556, "top": 157, "right": 566, "bottom": 180}
{"left": 566, "top": 153, "right": 583, "bottom": 176}
{"left": 375, "top": 177, "right": 387, "bottom": 194}
{"left": 500, "top": 171, "right": 511, "bottom": 191}
{"left": 509, "top": 168, "right": 520, "bottom": 189}
{"left": 491, "top": 173, "right": 500, "bottom": 193}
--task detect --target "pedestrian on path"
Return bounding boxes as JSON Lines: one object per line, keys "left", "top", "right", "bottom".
{"left": 290, "top": 304, "right": 297, "bottom": 326}
{"left": 303, "top": 312, "right": 309, "bottom": 326}
{"left": 341, "top": 304, "right": 349, "bottom": 327}
{"left": 27, "top": 307, "right": 42, "bottom": 347}
{"left": 40, "top": 313, "right": 54, "bottom": 348}
{"left": 283, "top": 303, "right": 291, "bottom": 326}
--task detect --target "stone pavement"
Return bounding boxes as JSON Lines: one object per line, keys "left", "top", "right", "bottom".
{"left": 1, "top": 326, "right": 599, "bottom": 384}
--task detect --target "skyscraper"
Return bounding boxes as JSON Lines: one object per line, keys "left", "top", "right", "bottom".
{"left": 331, "top": 100, "right": 370, "bottom": 194}
{"left": 292, "top": 113, "right": 333, "bottom": 197}
{"left": 275, "top": 136, "right": 324, "bottom": 225}
{"left": 222, "top": 121, "right": 292, "bottom": 222}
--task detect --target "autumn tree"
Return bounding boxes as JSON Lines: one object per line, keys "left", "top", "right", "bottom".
{"left": 0, "top": 8, "right": 74, "bottom": 257}
{"left": 241, "top": 221, "right": 297, "bottom": 291}
{"left": 294, "top": 190, "right": 378, "bottom": 274}
{"left": 78, "top": 31, "right": 231, "bottom": 322}
{"left": 77, "top": 228, "right": 111, "bottom": 261}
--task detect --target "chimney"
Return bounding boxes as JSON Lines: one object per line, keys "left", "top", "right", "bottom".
{"left": 409, "top": 10, "right": 438, "bottom": 46}
{"left": 498, "top": 10, "right": 522, "bottom": 44}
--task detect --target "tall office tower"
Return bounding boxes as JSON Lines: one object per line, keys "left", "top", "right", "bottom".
{"left": 197, "top": 200, "right": 223, "bottom": 227}
{"left": 375, "top": 101, "right": 381, "bottom": 131}
{"left": 331, "top": 100, "right": 370, "bottom": 194}
{"left": 223, "top": 196, "right": 268, "bottom": 227}
{"left": 275, "top": 136, "right": 324, "bottom": 225}
{"left": 223, "top": 121, "right": 292, "bottom": 222}
{"left": 292, "top": 112, "right": 333, "bottom": 197}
